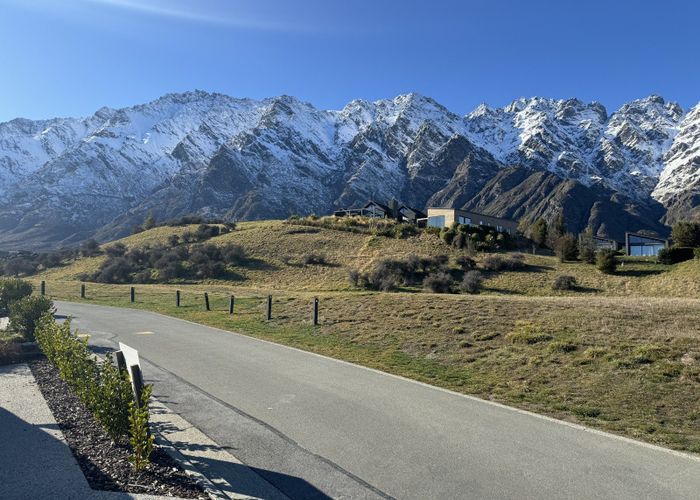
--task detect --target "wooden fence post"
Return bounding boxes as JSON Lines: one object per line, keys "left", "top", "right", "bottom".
{"left": 40, "top": 281, "right": 46, "bottom": 296}
{"left": 130, "top": 286, "right": 135, "bottom": 303}
{"left": 313, "top": 296, "right": 319, "bottom": 326}
{"left": 80, "top": 284, "right": 86, "bottom": 299}
{"left": 176, "top": 290, "right": 181, "bottom": 307}
{"left": 229, "top": 295, "right": 235, "bottom": 315}
{"left": 204, "top": 292, "right": 210, "bottom": 311}
{"left": 266, "top": 295, "right": 272, "bottom": 321}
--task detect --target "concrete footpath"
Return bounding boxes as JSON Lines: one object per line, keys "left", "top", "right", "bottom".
{"left": 0, "top": 363, "right": 286, "bottom": 500}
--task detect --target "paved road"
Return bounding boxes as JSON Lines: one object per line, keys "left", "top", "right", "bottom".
{"left": 58, "top": 301, "right": 700, "bottom": 500}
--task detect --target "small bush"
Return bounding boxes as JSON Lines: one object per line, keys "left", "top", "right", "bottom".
{"left": 302, "top": 253, "right": 327, "bottom": 266}
{"left": 552, "top": 275, "right": 577, "bottom": 291}
{"left": 695, "top": 248, "right": 700, "bottom": 260}
{"left": 657, "top": 246, "right": 694, "bottom": 265}
{"left": 129, "top": 384, "right": 154, "bottom": 471}
{"left": 423, "top": 272, "right": 453, "bottom": 293}
{"left": 0, "top": 279, "right": 34, "bottom": 316}
{"left": 596, "top": 249, "right": 617, "bottom": 274}
{"left": 93, "top": 353, "right": 133, "bottom": 440}
{"left": 348, "top": 269, "right": 360, "bottom": 287}
{"left": 80, "top": 239, "right": 101, "bottom": 257}
{"left": 481, "top": 254, "right": 525, "bottom": 272}
{"left": 460, "top": 270, "right": 483, "bottom": 294}
{"left": 105, "top": 243, "right": 127, "bottom": 258}
{"left": 455, "top": 255, "right": 476, "bottom": 271}
{"left": 8, "top": 296, "right": 54, "bottom": 341}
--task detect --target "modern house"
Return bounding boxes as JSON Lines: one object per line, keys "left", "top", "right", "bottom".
{"left": 398, "top": 205, "right": 427, "bottom": 224}
{"left": 334, "top": 201, "right": 393, "bottom": 219}
{"left": 425, "top": 208, "right": 518, "bottom": 234}
{"left": 625, "top": 232, "right": 668, "bottom": 257}
{"left": 580, "top": 234, "right": 621, "bottom": 251}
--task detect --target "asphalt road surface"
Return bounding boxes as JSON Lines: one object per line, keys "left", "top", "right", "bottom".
{"left": 57, "top": 301, "right": 700, "bottom": 500}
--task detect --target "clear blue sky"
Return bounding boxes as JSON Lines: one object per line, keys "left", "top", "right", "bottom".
{"left": 1, "top": 0, "right": 698, "bottom": 122}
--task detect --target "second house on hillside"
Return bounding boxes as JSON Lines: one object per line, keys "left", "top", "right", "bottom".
{"left": 425, "top": 207, "right": 518, "bottom": 234}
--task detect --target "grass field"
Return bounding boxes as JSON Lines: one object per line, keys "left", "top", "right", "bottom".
{"left": 31, "top": 220, "right": 700, "bottom": 453}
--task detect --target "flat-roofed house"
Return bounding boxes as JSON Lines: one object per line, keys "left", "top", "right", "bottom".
{"left": 625, "top": 232, "right": 668, "bottom": 257}
{"left": 580, "top": 234, "right": 621, "bottom": 251}
{"left": 426, "top": 208, "right": 518, "bottom": 234}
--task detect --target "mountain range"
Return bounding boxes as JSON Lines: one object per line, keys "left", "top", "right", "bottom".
{"left": 0, "top": 90, "right": 698, "bottom": 250}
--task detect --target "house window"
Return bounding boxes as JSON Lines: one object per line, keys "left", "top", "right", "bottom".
{"left": 458, "top": 216, "right": 472, "bottom": 225}
{"left": 496, "top": 225, "right": 503, "bottom": 232}
{"left": 427, "top": 215, "right": 446, "bottom": 228}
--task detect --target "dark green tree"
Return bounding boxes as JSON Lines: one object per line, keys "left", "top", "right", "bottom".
{"left": 671, "top": 221, "right": 700, "bottom": 247}
{"left": 531, "top": 218, "right": 549, "bottom": 247}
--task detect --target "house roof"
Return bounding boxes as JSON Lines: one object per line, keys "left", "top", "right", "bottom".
{"left": 363, "top": 201, "right": 392, "bottom": 213}
{"left": 399, "top": 205, "right": 427, "bottom": 219}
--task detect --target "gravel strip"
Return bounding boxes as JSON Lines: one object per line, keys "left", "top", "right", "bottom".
{"left": 29, "top": 359, "right": 206, "bottom": 498}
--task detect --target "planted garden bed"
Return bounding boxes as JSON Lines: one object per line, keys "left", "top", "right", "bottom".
{"left": 30, "top": 358, "right": 205, "bottom": 498}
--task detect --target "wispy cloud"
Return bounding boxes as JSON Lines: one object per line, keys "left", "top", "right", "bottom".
{"left": 12, "top": 0, "right": 311, "bottom": 32}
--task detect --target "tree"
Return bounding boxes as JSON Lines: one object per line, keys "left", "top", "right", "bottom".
{"left": 553, "top": 234, "right": 579, "bottom": 262}
{"left": 553, "top": 212, "right": 566, "bottom": 237}
{"left": 578, "top": 231, "right": 597, "bottom": 264}
{"left": 142, "top": 214, "right": 157, "bottom": 231}
{"left": 671, "top": 221, "right": 700, "bottom": 247}
{"left": 388, "top": 198, "right": 400, "bottom": 220}
{"left": 531, "top": 218, "right": 548, "bottom": 247}
{"left": 596, "top": 249, "right": 617, "bottom": 274}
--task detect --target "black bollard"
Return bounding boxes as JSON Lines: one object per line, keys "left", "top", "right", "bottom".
{"left": 115, "top": 351, "right": 127, "bottom": 374}
{"left": 266, "top": 295, "right": 272, "bottom": 321}
{"left": 80, "top": 284, "right": 86, "bottom": 299}
{"left": 229, "top": 295, "right": 235, "bottom": 315}
{"left": 130, "top": 364, "right": 144, "bottom": 407}
{"left": 176, "top": 290, "right": 181, "bottom": 307}
{"left": 313, "top": 296, "right": 319, "bottom": 326}
{"left": 204, "top": 292, "right": 210, "bottom": 311}
{"left": 40, "top": 281, "right": 46, "bottom": 296}
{"left": 130, "top": 286, "right": 135, "bottom": 303}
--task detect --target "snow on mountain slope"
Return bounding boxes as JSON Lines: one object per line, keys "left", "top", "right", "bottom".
{"left": 0, "top": 90, "right": 699, "bottom": 249}
{"left": 654, "top": 102, "right": 700, "bottom": 202}
{"left": 465, "top": 95, "right": 689, "bottom": 200}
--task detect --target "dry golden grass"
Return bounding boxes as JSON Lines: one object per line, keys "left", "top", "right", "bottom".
{"left": 30, "top": 220, "right": 700, "bottom": 453}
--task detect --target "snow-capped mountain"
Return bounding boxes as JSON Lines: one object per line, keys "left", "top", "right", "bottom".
{"left": 0, "top": 90, "right": 698, "bottom": 250}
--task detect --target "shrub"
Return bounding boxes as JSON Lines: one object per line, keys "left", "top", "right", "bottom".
{"left": 552, "top": 275, "right": 577, "bottom": 291}
{"left": 460, "top": 270, "right": 483, "bottom": 294}
{"left": 8, "top": 296, "right": 54, "bottom": 341}
{"left": 695, "top": 248, "right": 700, "bottom": 260}
{"left": 80, "top": 239, "right": 101, "bottom": 257}
{"left": 553, "top": 234, "right": 578, "bottom": 262}
{"left": 671, "top": 221, "right": 700, "bottom": 247}
{"left": 423, "top": 272, "right": 453, "bottom": 293}
{"left": 596, "top": 249, "right": 616, "bottom": 274}
{"left": 93, "top": 353, "right": 133, "bottom": 440}
{"left": 578, "top": 233, "right": 597, "bottom": 264}
{"left": 167, "top": 234, "right": 180, "bottom": 247}
{"left": 302, "top": 253, "right": 327, "bottom": 266}
{"left": 481, "top": 254, "right": 525, "bottom": 272}
{"left": 657, "top": 247, "right": 694, "bottom": 265}
{"left": 2, "top": 256, "right": 38, "bottom": 276}
{"left": 348, "top": 269, "right": 361, "bottom": 287}
{"left": 129, "top": 384, "right": 154, "bottom": 471}
{"left": 0, "top": 279, "right": 34, "bottom": 316}
{"left": 455, "top": 255, "right": 476, "bottom": 271}
{"left": 105, "top": 243, "right": 127, "bottom": 258}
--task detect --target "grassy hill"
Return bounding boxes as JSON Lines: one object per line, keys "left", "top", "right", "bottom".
{"left": 32, "top": 220, "right": 700, "bottom": 454}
